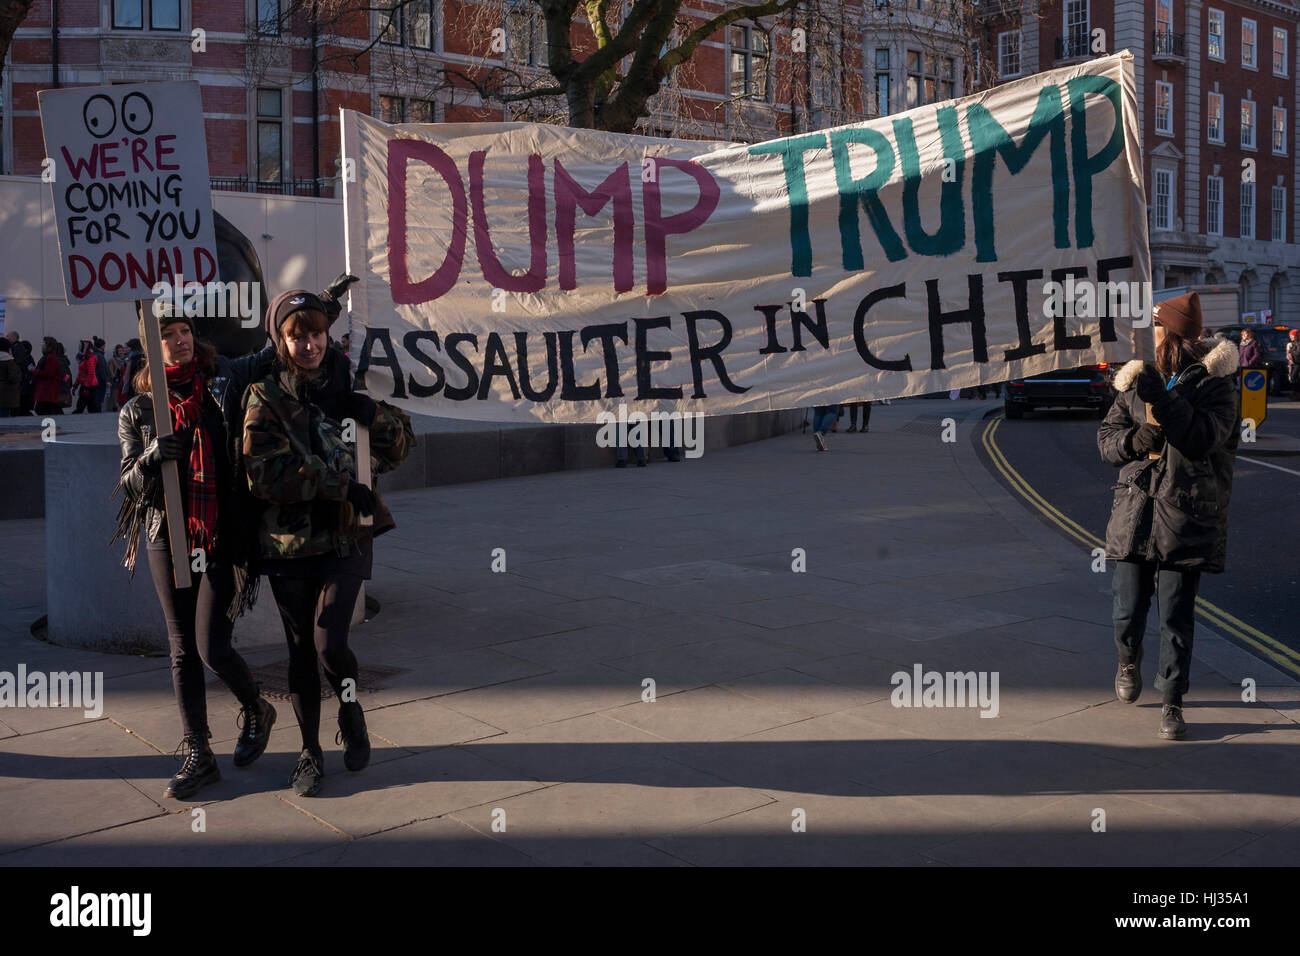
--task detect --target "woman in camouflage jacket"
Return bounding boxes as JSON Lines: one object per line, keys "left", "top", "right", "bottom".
{"left": 243, "top": 289, "right": 413, "bottom": 797}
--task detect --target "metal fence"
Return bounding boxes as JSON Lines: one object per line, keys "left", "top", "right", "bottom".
{"left": 209, "top": 177, "right": 335, "bottom": 198}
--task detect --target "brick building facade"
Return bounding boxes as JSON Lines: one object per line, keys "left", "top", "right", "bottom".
{"left": 3, "top": 1, "right": 931, "bottom": 190}
{"left": 978, "top": 0, "right": 1300, "bottom": 318}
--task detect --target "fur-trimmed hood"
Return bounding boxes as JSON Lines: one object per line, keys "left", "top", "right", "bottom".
{"left": 1112, "top": 339, "right": 1239, "bottom": 392}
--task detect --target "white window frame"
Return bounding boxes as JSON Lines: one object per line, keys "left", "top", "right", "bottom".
{"left": 1063, "top": 0, "right": 1090, "bottom": 59}
{"left": 1241, "top": 99, "right": 1257, "bottom": 149}
{"left": 1274, "top": 106, "right": 1288, "bottom": 154}
{"left": 998, "top": 30, "right": 1021, "bottom": 78}
{"left": 1208, "top": 9, "right": 1225, "bottom": 61}
{"left": 1155, "top": 81, "right": 1174, "bottom": 135}
{"left": 873, "top": 47, "right": 892, "bottom": 116}
{"left": 1240, "top": 180, "right": 1255, "bottom": 239}
{"left": 1242, "top": 18, "right": 1257, "bottom": 69}
{"left": 1153, "top": 168, "right": 1174, "bottom": 231}
{"left": 1207, "top": 92, "right": 1225, "bottom": 143}
{"left": 906, "top": 50, "right": 956, "bottom": 108}
{"left": 253, "top": 87, "right": 285, "bottom": 184}
{"left": 506, "top": 0, "right": 548, "bottom": 68}
{"left": 1155, "top": 0, "right": 1173, "bottom": 36}
{"left": 1274, "top": 27, "right": 1288, "bottom": 77}
{"left": 728, "top": 23, "right": 771, "bottom": 102}
{"left": 1272, "top": 185, "right": 1286, "bottom": 241}
{"left": 256, "top": 0, "right": 280, "bottom": 36}
{"left": 1206, "top": 175, "right": 1223, "bottom": 236}
{"left": 111, "top": 0, "right": 183, "bottom": 31}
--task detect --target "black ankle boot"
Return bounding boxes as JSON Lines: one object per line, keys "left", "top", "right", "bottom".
{"left": 336, "top": 701, "right": 371, "bottom": 772}
{"left": 233, "top": 697, "right": 277, "bottom": 768}
{"left": 165, "top": 733, "right": 220, "bottom": 800}
{"left": 1114, "top": 658, "right": 1142, "bottom": 703}
{"left": 1159, "top": 703, "right": 1187, "bottom": 739}
{"left": 290, "top": 747, "right": 324, "bottom": 797}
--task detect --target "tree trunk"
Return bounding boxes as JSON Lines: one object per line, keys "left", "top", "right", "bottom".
{"left": 566, "top": 80, "right": 596, "bottom": 129}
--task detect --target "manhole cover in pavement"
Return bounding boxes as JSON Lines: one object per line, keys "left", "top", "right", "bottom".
{"left": 217, "top": 661, "right": 406, "bottom": 702}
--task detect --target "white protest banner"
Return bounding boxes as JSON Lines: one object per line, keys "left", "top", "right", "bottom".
{"left": 38, "top": 81, "right": 218, "bottom": 306}
{"left": 342, "top": 52, "right": 1150, "bottom": 423}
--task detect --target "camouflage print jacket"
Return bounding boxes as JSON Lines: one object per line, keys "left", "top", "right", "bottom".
{"left": 242, "top": 358, "right": 414, "bottom": 560}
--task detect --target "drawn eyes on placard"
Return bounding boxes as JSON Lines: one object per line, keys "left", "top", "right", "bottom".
{"left": 122, "top": 93, "right": 154, "bottom": 135}
{"left": 83, "top": 95, "right": 116, "bottom": 139}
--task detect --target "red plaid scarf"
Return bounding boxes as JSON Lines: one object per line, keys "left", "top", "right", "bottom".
{"left": 164, "top": 363, "right": 218, "bottom": 554}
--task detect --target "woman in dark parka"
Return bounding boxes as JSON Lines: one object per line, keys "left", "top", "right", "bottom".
{"left": 1098, "top": 291, "right": 1240, "bottom": 740}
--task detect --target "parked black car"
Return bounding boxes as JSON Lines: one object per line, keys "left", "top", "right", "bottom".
{"left": 1215, "top": 325, "right": 1291, "bottom": 394}
{"left": 1004, "top": 364, "right": 1115, "bottom": 418}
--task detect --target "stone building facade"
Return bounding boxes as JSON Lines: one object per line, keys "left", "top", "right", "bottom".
{"left": 977, "top": 0, "right": 1300, "bottom": 320}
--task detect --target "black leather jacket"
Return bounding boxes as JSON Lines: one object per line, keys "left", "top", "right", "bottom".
{"left": 116, "top": 347, "right": 275, "bottom": 563}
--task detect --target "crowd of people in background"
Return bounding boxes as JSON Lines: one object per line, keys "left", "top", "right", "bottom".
{"left": 5, "top": 321, "right": 1300, "bottom": 423}
{"left": 0, "top": 330, "right": 145, "bottom": 417}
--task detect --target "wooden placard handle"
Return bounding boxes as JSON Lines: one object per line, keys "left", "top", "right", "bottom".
{"left": 142, "top": 315, "right": 192, "bottom": 589}
{"left": 356, "top": 422, "right": 373, "bottom": 527}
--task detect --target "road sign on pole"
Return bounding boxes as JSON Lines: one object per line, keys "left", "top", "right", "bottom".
{"left": 1241, "top": 368, "right": 1268, "bottom": 430}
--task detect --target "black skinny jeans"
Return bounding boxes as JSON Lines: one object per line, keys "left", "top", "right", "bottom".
{"left": 1112, "top": 558, "right": 1201, "bottom": 702}
{"left": 269, "top": 574, "right": 363, "bottom": 753}
{"left": 146, "top": 548, "right": 261, "bottom": 740}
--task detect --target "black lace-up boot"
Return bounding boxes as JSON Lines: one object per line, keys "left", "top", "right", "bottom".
{"left": 1115, "top": 659, "right": 1142, "bottom": 703}
{"left": 290, "top": 748, "right": 324, "bottom": 797}
{"left": 336, "top": 701, "right": 370, "bottom": 772}
{"left": 165, "top": 733, "right": 220, "bottom": 800}
{"left": 233, "top": 698, "right": 277, "bottom": 768}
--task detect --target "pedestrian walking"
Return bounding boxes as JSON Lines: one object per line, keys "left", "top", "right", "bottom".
{"left": 1286, "top": 328, "right": 1299, "bottom": 399}
{"left": 7, "top": 333, "right": 35, "bottom": 415}
{"left": 91, "top": 337, "right": 110, "bottom": 412}
{"left": 73, "top": 340, "right": 99, "bottom": 413}
{"left": 112, "top": 304, "right": 280, "bottom": 799}
{"left": 845, "top": 401, "right": 871, "bottom": 433}
{"left": 56, "top": 342, "right": 72, "bottom": 410}
{"left": 118, "top": 338, "right": 145, "bottom": 410}
{"left": 32, "top": 337, "right": 67, "bottom": 415}
{"left": 811, "top": 403, "right": 839, "bottom": 451}
{"left": 242, "top": 288, "right": 413, "bottom": 798}
{"left": 1098, "top": 292, "right": 1240, "bottom": 740}
{"left": 1237, "top": 328, "right": 1264, "bottom": 369}
{"left": 613, "top": 425, "right": 648, "bottom": 467}
{"left": 0, "top": 338, "right": 21, "bottom": 417}
{"left": 107, "top": 344, "right": 125, "bottom": 411}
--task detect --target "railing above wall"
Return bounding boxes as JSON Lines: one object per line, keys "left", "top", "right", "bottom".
{"left": 210, "top": 177, "right": 336, "bottom": 198}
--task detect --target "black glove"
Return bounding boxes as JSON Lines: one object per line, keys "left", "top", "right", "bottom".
{"left": 139, "top": 432, "right": 184, "bottom": 471}
{"left": 345, "top": 480, "right": 377, "bottom": 517}
{"left": 343, "top": 392, "right": 378, "bottom": 428}
{"left": 318, "top": 273, "right": 360, "bottom": 318}
{"left": 1128, "top": 423, "right": 1165, "bottom": 457}
{"left": 1134, "top": 365, "right": 1166, "bottom": 405}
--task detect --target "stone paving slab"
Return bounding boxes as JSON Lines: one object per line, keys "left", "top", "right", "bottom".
{"left": 922, "top": 792, "right": 1261, "bottom": 866}
{"left": 1, "top": 791, "right": 347, "bottom": 866}
{"left": 445, "top": 756, "right": 770, "bottom": 867}
{"left": 2, "top": 398, "right": 1296, "bottom": 865}
{"left": 271, "top": 816, "right": 541, "bottom": 867}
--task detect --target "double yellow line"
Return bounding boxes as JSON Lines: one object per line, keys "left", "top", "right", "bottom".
{"left": 981, "top": 414, "right": 1300, "bottom": 678}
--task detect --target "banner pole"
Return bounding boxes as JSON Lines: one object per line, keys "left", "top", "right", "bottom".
{"left": 141, "top": 313, "right": 192, "bottom": 590}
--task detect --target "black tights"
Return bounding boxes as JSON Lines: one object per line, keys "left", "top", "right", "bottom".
{"left": 269, "top": 574, "right": 363, "bottom": 753}
{"left": 146, "top": 548, "right": 260, "bottom": 740}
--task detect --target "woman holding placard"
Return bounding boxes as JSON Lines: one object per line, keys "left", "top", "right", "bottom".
{"left": 242, "top": 288, "right": 412, "bottom": 798}
{"left": 112, "top": 306, "right": 278, "bottom": 799}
